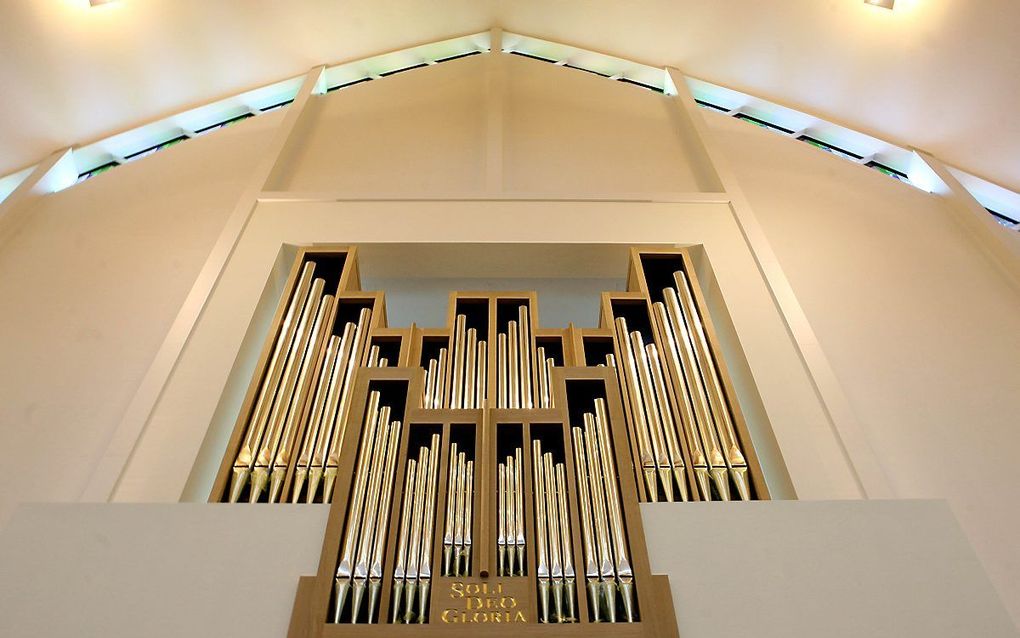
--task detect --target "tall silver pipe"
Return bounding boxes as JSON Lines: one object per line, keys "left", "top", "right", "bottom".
{"left": 497, "top": 334, "right": 507, "bottom": 408}
{"left": 646, "top": 343, "right": 689, "bottom": 502}
{"left": 416, "top": 433, "right": 441, "bottom": 623}
{"left": 451, "top": 315, "right": 466, "bottom": 409}
{"left": 546, "top": 357, "right": 555, "bottom": 408}
{"left": 652, "top": 302, "right": 710, "bottom": 500}
{"left": 367, "top": 420, "right": 401, "bottom": 622}
{"left": 593, "top": 400, "right": 632, "bottom": 579}
{"left": 463, "top": 459, "right": 474, "bottom": 576}
{"left": 544, "top": 454, "right": 564, "bottom": 622}
{"left": 464, "top": 327, "right": 477, "bottom": 409}
{"left": 508, "top": 320, "right": 520, "bottom": 409}
{"left": 663, "top": 288, "right": 729, "bottom": 500}
{"left": 307, "top": 322, "right": 355, "bottom": 503}
{"left": 498, "top": 461, "right": 507, "bottom": 576}
{"left": 436, "top": 347, "right": 449, "bottom": 410}
{"left": 583, "top": 423, "right": 616, "bottom": 622}
{"left": 513, "top": 446, "right": 525, "bottom": 573}
{"left": 391, "top": 458, "right": 417, "bottom": 623}
{"left": 269, "top": 294, "right": 334, "bottom": 503}
{"left": 536, "top": 346, "right": 549, "bottom": 408}
{"left": 423, "top": 358, "right": 437, "bottom": 409}
{"left": 452, "top": 452, "right": 467, "bottom": 576}
{"left": 351, "top": 406, "right": 391, "bottom": 622}
{"left": 251, "top": 277, "right": 325, "bottom": 503}
{"left": 532, "top": 439, "right": 550, "bottom": 623}
{"left": 476, "top": 340, "right": 487, "bottom": 408}
{"left": 614, "top": 317, "right": 658, "bottom": 500}
{"left": 631, "top": 330, "right": 674, "bottom": 503}
{"left": 556, "top": 463, "right": 577, "bottom": 622}
{"left": 230, "top": 262, "right": 314, "bottom": 503}
{"left": 442, "top": 442, "right": 458, "bottom": 577}
{"left": 403, "top": 447, "right": 429, "bottom": 623}
{"left": 518, "top": 306, "right": 533, "bottom": 409}
{"left": 673, "top": 272, "right": 749, "bottom": 500}
{"left": 571, "top": 427, "right": 601, "bottom": 622}
{"left": 324, "top": 307, "right": 373, "bottom": 503}
{"left": 292, "top": 334, "right": 340, "bottom": 503}
{"left": 333, "top": 391, "right": 381, "bottom": 622}
{"left": 505, "top": 456, "right": 517, "bottom": 577}
{"left": 592, "top": 403, "right": 635, "bottom": 621}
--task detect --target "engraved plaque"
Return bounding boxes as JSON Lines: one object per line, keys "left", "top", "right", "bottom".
{"left": 434, "top": 577, "right": 531, "bottom": 624}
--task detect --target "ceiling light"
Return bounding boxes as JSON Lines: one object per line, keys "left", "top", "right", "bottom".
{"left": 89, "top": 0, "right": 118, "bottom": 6}
{"left": 865, "top": 0, "right": 894, "bottom": 8}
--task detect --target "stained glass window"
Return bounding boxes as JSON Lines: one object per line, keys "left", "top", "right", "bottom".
{"left": 508, "top": 51, "right": 557, "bottom": 63}
{"left": 564, "top": 63, "right": 610, "bottom": 78}
{"left": 75, "top": 161, "right": 119, "bottom": 183}
{"left": 695, "top": 99, "right": 729, "bottom": 113}
{"left": 380, "top": 63, "right": 428, "bottom": 77}
{"left": 326, "top": 77, "right": 372, "bottom": 93}
{"left": 987, "top": 208, "right": 1020, "bottom": 228}
{"left": 195, "top": 113, "right": 254, "bottom": 136}
{"left": 734, "top": 113, "right": 794, "bottom": 134}
{"left": 260, "top": 99, "right": 293, "bottom": 113}
{"left": 865, "top": 161, "right": 910, "bottom": 183}
{"left": 796, "top": 136, "right": 862, "bottom": 161}
{"left": 123, "top": 135, "right": 188, "bottom": 162}
{"left": 434, "top": 50, "right": 482, "bottom": 63}
{"left": 617, "top": 77, "right": 665, "bottom": 93}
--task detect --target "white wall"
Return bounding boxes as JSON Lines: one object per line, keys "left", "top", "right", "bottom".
{"left": 0, "top": 503, "right": 329, "bottom": 638}
{"left": 706, "top": 110, "right": 1020, "bottom": 623}
{"left": 268, "top": 53, "right": 712, "bottom": 194}
{"left": 0, "top": 111, "right": 281, "bottom": 527}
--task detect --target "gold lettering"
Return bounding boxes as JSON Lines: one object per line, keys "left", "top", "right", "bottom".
{"left": 450, "top": 582, "right": 464, "bottom": 598}
{"left": 513, "top": 611, "right": 526, "bottom": 622}
{"left": 440, "top": 609, "right": 456, "bottom": 623}
{"left": 466, "top": 596, "right": 483, "bottom": 610}
{"left": 465, "top": 583, "right": 480, "bottom": 595}
{"left": 500, "top": 596, "right": 518, "bottom": 609}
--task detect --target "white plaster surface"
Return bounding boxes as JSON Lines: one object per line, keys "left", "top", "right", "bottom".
{"left": 0, "top": 501, "right": 1012, "bottom": 637}
{"left": 643, "top": 500, "right": 1018, "bottom": 638}
{"left": 0, "top": 503, "right": 329, "bottom": 638}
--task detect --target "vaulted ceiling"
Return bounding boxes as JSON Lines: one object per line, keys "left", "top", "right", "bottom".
{"left": 3, "top": 0, "right": 1018, "bottom": 193}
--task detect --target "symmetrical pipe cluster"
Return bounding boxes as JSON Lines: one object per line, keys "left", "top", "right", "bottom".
{"left": 496, "top": 448, "right": 525, "bottom": 577}
{"left": 571, "top": 399, "right": 636, "bottom": 623}
{"left": 611, "top": 270, "right": 749, "bottom": 502}
{"left": 497, "top": 306, "right": 540, "bottom": 408}
{"left": 391, "top": 433, "right": 441, "bottom": 624}
{"left": 229, "top": 261, "right": 373, "bottom": 504}
{"left": 333, "top": 391, "right": 402, "bottom": 623}
{"left": 532, "top": 440, "right": 577, "bottom": 624}
{"left": 442, "top": 442, "right": 475, "bottom": 577}
{"left": 422, "top": 314, "right": 487, "bottom": 409}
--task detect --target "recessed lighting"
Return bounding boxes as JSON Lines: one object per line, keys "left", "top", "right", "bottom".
{"left": 89, "top": 0, "right": 118, "bottom": 6}
{"left": 865, "top": 0, "right": 895, "bottom": 8}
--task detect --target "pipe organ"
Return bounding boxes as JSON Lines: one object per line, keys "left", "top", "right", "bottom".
{"left": 210, "top": 245, "right": 769, "bottom": 636}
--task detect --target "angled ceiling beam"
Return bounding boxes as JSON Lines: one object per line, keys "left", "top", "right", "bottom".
{"left": 914, "top": 150, "right": 1020, "bottom": 290}
{"left": 665, "top": 66, "right": 894, "bottom": 500}
{"left": 0, "top": 148, "right": 76, "bottom": 247}
{"left": 79, "top": 66, "right": 327, "bottom": 503}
